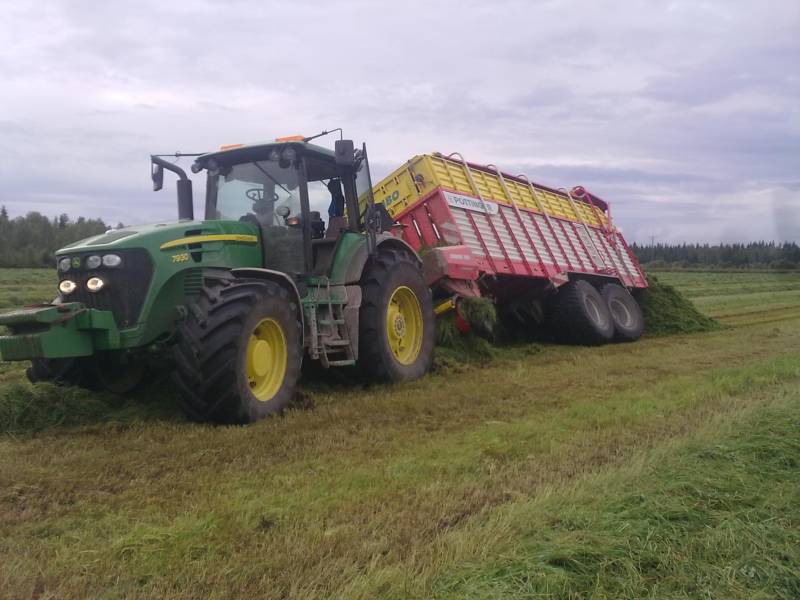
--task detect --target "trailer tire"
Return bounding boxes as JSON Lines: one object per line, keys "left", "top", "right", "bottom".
{"left": 601, "top": 283, "right": 644, "bottom": 342}
{"left": 359, "top": 249, "right": 435, "bottom": 382}
{"left": 173, "top": 275, "right": 302, "bottom": 424}
{"left": 548, "top": 279, "right": 614, "bottom": 345}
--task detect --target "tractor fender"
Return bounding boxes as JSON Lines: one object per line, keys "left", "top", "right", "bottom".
{"left": 343, "top": 234, "right": 421, "bottom": 284}
{"left": 231, "top": 268, "right": 304, "bottom": 344}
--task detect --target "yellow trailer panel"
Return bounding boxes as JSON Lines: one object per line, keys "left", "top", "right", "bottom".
{"left": 371, "top": 153, "right": 608, "bottom": 228}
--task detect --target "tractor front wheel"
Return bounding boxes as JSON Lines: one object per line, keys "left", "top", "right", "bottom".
{"left": 26, "top": 352, "right": 145, "bottom": 394}
{"left": 173, "top": 275, "right": 302, "bottom": 424}
{"left": 358, "top": 249, "right": 435, "bottom": 382}
{"left": 26, "top": 357, "right": 100, "bottom": 390}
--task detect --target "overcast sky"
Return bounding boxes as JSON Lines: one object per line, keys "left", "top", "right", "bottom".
{"left": 0, "top": 0, "right": 797, "bottom": 243}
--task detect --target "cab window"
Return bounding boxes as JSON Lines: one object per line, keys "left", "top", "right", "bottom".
{"left": 215, "top": 160, "right": 301, "bottom": 228}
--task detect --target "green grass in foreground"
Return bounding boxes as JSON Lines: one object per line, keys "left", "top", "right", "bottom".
{"left": 432, "top": 375, "right": 800, "bottom": 599}
{"left": 1, "top": 270, "right": 799, "bottom": 598}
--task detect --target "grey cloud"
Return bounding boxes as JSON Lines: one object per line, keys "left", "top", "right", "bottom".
{"left": 641, "top": 43, "right": 799, "bottom": 107}
{"left": 0, "top": 0, "right": 797, "bottom": 243}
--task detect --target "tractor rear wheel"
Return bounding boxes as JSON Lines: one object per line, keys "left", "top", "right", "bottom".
{"left": 547, "top": 279, "right": 614, "bottom": 345}
{"left": 173, "top": 275, "right": 302, "bottom": 424}
{"left": 601, "top": 283, "right": 644, "bottom": 342}
{"left": 358, "top": 248, "right": 435, "bottom": 382}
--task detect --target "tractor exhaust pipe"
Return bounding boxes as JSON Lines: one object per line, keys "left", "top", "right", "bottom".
{"left": 176, "top": 178, "right": 194, "bottom": 221}
{"left": 151, "top": 155, "right": 194, "bottom": 221}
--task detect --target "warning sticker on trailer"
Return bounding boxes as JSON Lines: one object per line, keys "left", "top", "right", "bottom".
{"left": 443, "top": 191, "right": 499, "bottom": 215}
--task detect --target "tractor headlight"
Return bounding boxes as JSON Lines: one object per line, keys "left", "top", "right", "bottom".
{"left": 102, "top": 254, "right": 122, "bottom": 268}
{"left": 86, "top": 277, "right": 106, "bottom": 293}
{"left": 59, "top": 279, "right": 77, "bottom": 295}
{"left": 58, "top": 257, "right": 72, "bottom": 272}
{"left": 85, "top": 255, "right": 102, "bottom": 270}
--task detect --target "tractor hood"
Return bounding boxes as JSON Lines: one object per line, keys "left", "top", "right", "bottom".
{"left": 56, "top": 220, "right": 260, "bottom": 255}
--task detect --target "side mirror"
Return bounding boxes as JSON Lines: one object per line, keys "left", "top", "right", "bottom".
{"left": 151, "top": 162, "right": 164, "bottom": 191}
{"left": 150, "top": 155, "right": 194, "bottom": 220}
{"left": 335, "top": 139, "right": 355, "bottom": 168}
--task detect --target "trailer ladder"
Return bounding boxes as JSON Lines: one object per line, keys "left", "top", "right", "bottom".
{"left": 488, "top": 164, "right": 550, "bottom": 277}
{"left": 579, "top": 191, "right": 639, "bottom": 285}
{"left": 561, "top": 187, "right": 608, "bottom": 273}
{"left": 520, "top": 175, "right": 575, "bottom": 272}
{"left": 447, "top": 152, "right": 520, "bottom": 275}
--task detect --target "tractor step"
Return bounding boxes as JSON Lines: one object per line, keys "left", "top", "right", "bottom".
{"left": 323, "top": 339, "right": 351, "bottom": 347}
{"left": 319, "top": 318, "right": 345, "bottom": 326}
{"left": 327, "top": 359, "right": 356, "bottom": 367}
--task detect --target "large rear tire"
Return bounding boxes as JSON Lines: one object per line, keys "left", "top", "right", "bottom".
{"left": 547, "top": 279, "right": 614, "bottom": 345}
{"left": 359, "top": 249, "right": 435, "bottom": 382}
{"left": 601, "top": 283, "right": 644, "bottom": 342}
{"left": 173, "top": 274, "right": 302, "bottom": 424}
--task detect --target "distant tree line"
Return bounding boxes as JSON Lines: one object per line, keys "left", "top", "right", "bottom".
{"left": 631, "top": 241, "right": 800, "bottom": 270}
{"left": 1, "top": 205, "right": 798, "bottom": 271}
{"left": 0, "top": 206, "right": 114, "bottom": 268}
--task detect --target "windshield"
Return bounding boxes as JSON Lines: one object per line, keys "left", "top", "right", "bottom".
{"left": 355, "top": 146, "right": 375, "bottom": 222}
{"left": 212, "top": 159, "right": 305, "bottom": 274}
{"left": 214, "top": 160, "right": 301, "bottom": 226}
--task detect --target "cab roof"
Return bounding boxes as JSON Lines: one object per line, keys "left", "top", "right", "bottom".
{"left": 193, "top": 140, "right": 336, "bottom": 172}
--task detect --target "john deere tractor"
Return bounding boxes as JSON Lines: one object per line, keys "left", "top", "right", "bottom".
{"left": 0, "top": 135, "right": 435, "bottom": 423}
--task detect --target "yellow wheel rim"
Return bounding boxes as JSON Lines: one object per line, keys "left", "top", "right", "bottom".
{"left": 386, "top": 286, "right": 423, "bottom": 365}
{"left": 246, "top": 318, "right": 288, "bottom": 402}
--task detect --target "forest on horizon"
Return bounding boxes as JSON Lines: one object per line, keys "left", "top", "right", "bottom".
{"left": 1, "top": 207, "right": 798, "bottom": 270}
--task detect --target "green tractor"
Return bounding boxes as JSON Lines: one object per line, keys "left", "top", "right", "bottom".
{"left": 0, "top": 135, "right": 436, "bottom": 423}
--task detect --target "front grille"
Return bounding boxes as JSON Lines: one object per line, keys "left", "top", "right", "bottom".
{"left": 58, "top": 249, "right": 154, "bottom": 329}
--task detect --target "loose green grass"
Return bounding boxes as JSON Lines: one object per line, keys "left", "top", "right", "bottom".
{"left": 637, "top": 274, "right": 720, "bottom": 335}
{"left": 1, "top": 268, "right": 799, "bottom": 598}
{"left": 0, "top": 377, "right": 183, "bottom": 434}
{"left": 429, "top": 376, "right": 800, "bottom": 599}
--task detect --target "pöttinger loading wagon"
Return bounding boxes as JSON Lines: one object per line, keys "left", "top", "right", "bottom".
{"left": 370, "top": 152, "right": 648, "bottom": 344}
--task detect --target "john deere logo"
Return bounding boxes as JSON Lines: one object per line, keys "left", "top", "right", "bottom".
{"left": 71, "top": 257, "right": 82, "bottom": 269}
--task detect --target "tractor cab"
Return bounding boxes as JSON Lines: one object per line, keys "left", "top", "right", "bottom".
{"left": 190, "top": 138, "right": 374, "bottom": 277}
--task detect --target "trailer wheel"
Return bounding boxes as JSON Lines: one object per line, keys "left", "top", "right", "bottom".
{"left": 359, "top": 249, "right": 435, "bottom": 382}
{"left": 601, "top": 283, "right": 644, "bottom": 342}
{"left": 548, "top": 279, "right": 614, "bottom": 345}
{"left": 173, "top": 276, "right": 302, "bottom": 424}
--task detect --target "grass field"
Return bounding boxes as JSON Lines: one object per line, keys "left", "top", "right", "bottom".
{"left": 1, "top": 268, "right": 799, "bottom": 599}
